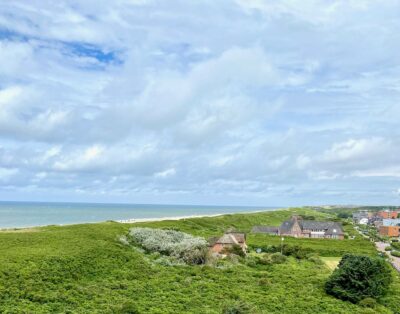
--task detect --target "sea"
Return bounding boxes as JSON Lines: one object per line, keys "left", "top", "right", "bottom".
{"left": 0, "top": 201, "right": 278, "bottom": 229}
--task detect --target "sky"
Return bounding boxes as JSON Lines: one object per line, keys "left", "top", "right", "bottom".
{"left": 0, "top": 0, "right": 400, "bottom": 206}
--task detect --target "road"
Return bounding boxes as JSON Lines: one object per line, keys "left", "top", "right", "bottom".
{"left": 376, "top": 242, "right": 400, "bottom": 272}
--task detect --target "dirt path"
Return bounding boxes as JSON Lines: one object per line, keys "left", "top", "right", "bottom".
{"left": 376, "top": 242, "right": 400, "bottom": 272}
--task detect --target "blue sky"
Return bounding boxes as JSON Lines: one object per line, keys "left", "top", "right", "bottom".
{"left": 0, "top": 0, "right": 400, "bottom": 206}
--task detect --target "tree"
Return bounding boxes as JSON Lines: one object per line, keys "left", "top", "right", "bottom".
{"left": 325, "top": 254, "right": 392, "bottom": 303}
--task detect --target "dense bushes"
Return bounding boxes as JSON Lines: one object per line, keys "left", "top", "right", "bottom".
{"left": 222, "top": 244, "right": 246, "bottom": 257}
{"left": 391, "top": 250, "right": 400, "bottom": 257}
{"left": 127, "top": 228, "right": 208, "bottom": 264}
{"left": 391, "top": 242, "right": 400, "bottom": 250}
{"left": 222, "top": 300, "right": 257, "bottom": 314}
{"left": 325, "top": 254, "right": 392, "bottom": 303}
{"left": 250, "top": 244, "right": 312, "bottom": 260}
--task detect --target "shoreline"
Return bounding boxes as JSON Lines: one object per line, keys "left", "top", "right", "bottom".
{"left": 116, "top": 208, "right": 280, "bottom": 224}
{"left": 0, "top": 208, "right": 283, "bottom": 231}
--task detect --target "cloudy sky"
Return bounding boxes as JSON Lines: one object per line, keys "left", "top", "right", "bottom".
{"left": 0, "top": 0, "right": 399, "bottom": 206}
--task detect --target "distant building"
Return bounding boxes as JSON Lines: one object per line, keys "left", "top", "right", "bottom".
{"left": 379, "top": 226, "right": 400, "bottom": 237}
{"left": 352, "top": 210, "right": 369, "bottom": 224}
{"left": 377, "top": 210, "right": 400, "bottom": 219}
{"left": 251, "top": 215, "right": 344, "bottom": 240}
{"left": 382, "top": 219, "right": 400, "bottom": 227}
{"left": 210, "top": 232, "right": 247, "bottom": 254}
{"left": 251, "top": 226, "right": 279, "bottom": 235}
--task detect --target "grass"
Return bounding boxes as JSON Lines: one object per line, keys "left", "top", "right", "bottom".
{"left": 0, "top": 207, "right": 399, "bottom": 313}
{"left": 321, "top": 257, "right": 341, "bottom": 270}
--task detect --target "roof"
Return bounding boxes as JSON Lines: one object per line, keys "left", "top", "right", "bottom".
{"left": 279, "top": 219, "right": 296, "bottom": 234}
{"left": 251, "top": 226, "right": 279, "bottom": 234}
{"left": 215, "top": 234, "right": 239, "bottom": 245}
{"left": 214, "top": 232, "right": 246, "bottom": 245}
{"left": 279, "top": 216, "right": 344, "bottom": 235}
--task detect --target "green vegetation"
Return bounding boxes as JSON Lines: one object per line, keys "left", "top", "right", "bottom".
{"left": 0, "top": 208, "right": 399, "bottom": 313}
{"left": 325, "top": 254, "right": 392, "bottom": 303}
{"left": 125, "top": 227, "right": 208, "bottom": 265}
{"left": 391, "top": 251, "right": 400, "bottom": 258}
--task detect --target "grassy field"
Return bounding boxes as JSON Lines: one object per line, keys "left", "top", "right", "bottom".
{"left": 320, "top": 257, "right": 341, "bottom": 270}
{"left": 0, "top": 208, "right": 399, "bottom": 313}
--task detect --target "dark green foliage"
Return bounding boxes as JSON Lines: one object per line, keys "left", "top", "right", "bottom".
{"left": 384, "top": 246, "right": 392, "bottom": 251}
{"left": 337, "top": 213, "right": 352, "bottom": 219}
{"left": 390, "top": 250, "right": 400, "bottom": 257}
{"left": 325, "top": 254, "right": 392, "bottom": 303}
{"left": 250, "top": 244, "right": 312, "bottom": 259}
{"left": 222, "top": 300, "right": 256, "bottom": 314}
{"left": 268, "top": 252, "right": 287, "bottom": 264}
{"left": 223, "top": 244, "right": 246, "bottom": 257}
{"left": 359, "top": 298, "right": 377, "bottom": 309}
{"left": 117, "top": 302, "right": 140, "bottom": 314}
{"left": 391, "top": 242, "right": 400, "bottom": 250}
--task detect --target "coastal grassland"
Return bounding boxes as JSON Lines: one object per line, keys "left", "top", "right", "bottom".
{"left": 0, "top": 208, "right": 399, "bottom": 313}
{"left": 320, "top": 257, "right": 341, "bottom": 270}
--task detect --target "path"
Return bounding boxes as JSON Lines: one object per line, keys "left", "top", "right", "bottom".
{"left": 376, "top": 242, "right": 400, "bottom": 272}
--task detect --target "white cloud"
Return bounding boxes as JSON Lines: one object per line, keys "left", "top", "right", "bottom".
{"left": 0, "top": 0, "right": 400, "bottom": 205}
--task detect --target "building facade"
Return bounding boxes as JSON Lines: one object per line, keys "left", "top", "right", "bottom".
{"left": 252, "top": 216, "right": 344, "bottom": 240}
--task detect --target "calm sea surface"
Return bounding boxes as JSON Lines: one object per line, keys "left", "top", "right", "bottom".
{"left": 0, "top": 201, "right": 278, "bottom": 228}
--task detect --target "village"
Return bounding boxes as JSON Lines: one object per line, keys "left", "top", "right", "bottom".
{"left": 209, "top": 214, "right": 345, "bottom": 256}
{"left": 352, "top": 209, "right": 400, "bottom": 272}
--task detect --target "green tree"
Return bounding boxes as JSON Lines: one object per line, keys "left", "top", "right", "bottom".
{"left": 325, "top": 254, "right": 392, "bottom": 303}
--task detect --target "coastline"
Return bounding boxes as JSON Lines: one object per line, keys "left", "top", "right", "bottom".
{"left": 116, "top": 208, "right": 282, "bottom": 224}
{"left": 0, "top": 208, "right": 283, "bottom": 231}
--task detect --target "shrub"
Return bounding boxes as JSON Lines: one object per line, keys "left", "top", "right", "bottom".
{"left": 127, "top": 228, "right": 208, "bottom": 264}
{"left": 325, "top": 254, "right": 392, "bottom": 303}
{"left": 282, "top": 245, "right": 312, "bottom": 259}
{"left": 222, "top": 300, "right": 256, "bottom": 314}
{"left": 269, "top": 252, "right": 287, "bottom": 264}
{"left": 391, "top": 242, "right": 400, "bottom": 250}
{"left": 385, "top": 246, "right": 392, "bottom": 251}
{"left": 307, "top": 254, "right": 323, "bottom": 265}
{"left": 222, "top": 244, "right": 246, "bottom": 257}
{"left": 391, "top": 250, "right": 400, "bottom": 257}
{"left": 117, "top": 301, "right": 140, "bottom": 314}
{"left": 359, "top": 297, "right": 377, "bottom": 309}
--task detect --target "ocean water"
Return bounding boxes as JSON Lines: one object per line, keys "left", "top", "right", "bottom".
{"left": 0, "top": 201, "right": 277, "bottom": 228}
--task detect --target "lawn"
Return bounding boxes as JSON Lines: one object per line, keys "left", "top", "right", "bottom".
{"left": 0, "top": 208, "right": 399, "bottom": 313}
{"left": 321, "top": 257, "right": 341, "bottom": 270}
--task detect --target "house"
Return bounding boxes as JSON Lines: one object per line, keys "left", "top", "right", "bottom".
{"left": 377, "top": 210, "right": 400, "bottom": 219}
{"left": 352, "top": 210, "right": 369, "bottom": 224}
{"left": 251, "top": 226, "right": 279, "bottom": 235}
{"left": 210, "top": 231, "right": 247, "bottom": 255}
{"left": 379, "top": 226, "right": 400, "bottom": 237}
{"left": 378, "top": 219, "right": 400, "bottom": 237}
{"left": 252, "top": 215, "right": 344, "bottom": 239}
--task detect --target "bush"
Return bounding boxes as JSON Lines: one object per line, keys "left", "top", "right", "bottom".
{"left": 222, "top": 300, "right": 256, "bottom": 314}
{"left": 222, "top": 244, "right": 246, "bottom": 257}
{"left": 385, "top": 246, "right": 392, "bottom": 251}
{"left": 117, "top": 302, "right": 140, "bottom": 314}
{"left": 391, "top": 242, "right": 400, "bottom": 250}
{"left": 269, "top": 252, "right": 287, "bottom": 264}
{"left": 307, "top": 254, "right": 323, "bottom": 265}
{"left": 127, "top": 228, "right": 208, "bottom": 264}
{"left": 337, "top": 213, "right": 351, "bottom": 219}
{"left": 282, "top": 245, "right": 312, "bottom": 259}
{"left": 391, "top": 250, "right": 400, "bottom": 257}
{"left": 325, "top": 254, "right": 392, "bottom": 303}
{"left": 359, "top": 297, "right": 377, "bottom": 309}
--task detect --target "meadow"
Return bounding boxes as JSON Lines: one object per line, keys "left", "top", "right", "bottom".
{"left": 0, "top": 208, "right": 399, "bottom": 313}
